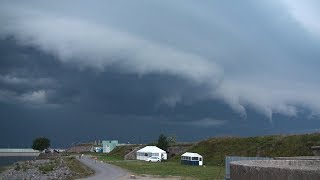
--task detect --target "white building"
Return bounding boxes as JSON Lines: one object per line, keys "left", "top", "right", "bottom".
{"left": 136, "top": 146, "right": 167, "bottom": 161}
{"left": 181, "top": 152, "right": 203, "bottom": 166}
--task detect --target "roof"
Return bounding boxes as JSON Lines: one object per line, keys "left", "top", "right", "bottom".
{"left": 181, "top": 152, "right": 202, "bottom": 158}
{"left": 137, "top": 146, "right": 166, "bottom": 153}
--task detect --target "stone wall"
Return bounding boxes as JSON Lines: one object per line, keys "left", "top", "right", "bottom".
{"left": 274, "top": 156, "right": 320, "bottom": 160}
{"left": 124, "top": 146, "right": 143, "bottom": 160}
{"left": 311, "top": 146, "right": 320, "bottom": 156}
{"left": 230, "top": 160, "right": 320, "bottom": 180}
{"left": 167, "top": 145, "right": 192, "bottom": 158}
{"left": 66, "top": 144, "right": 93, "bottom": 153}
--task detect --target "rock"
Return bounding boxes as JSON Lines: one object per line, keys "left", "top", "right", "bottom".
{"left": 0, "top": 158, "right": 73, "bottom": 180}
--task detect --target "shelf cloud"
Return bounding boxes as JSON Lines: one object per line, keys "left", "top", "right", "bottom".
{"left": 1, "top": 0, "right": 320, "bottom": 120}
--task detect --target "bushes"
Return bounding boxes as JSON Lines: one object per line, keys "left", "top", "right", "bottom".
{"left": 38, "top": 162, "right": 56, "bottom": 174}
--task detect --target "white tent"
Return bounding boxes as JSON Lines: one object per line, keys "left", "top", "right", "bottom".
{"left": 136, "top": 146, "right": 167, "bottom": 161}
{"left": 181, "top": 152, "right": 203, "bottom": 166}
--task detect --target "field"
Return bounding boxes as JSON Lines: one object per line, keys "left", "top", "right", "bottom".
{"left": 106, "top": 159, "right": 224, "bottom": 180}
{"left": 93, "top": 133, "right": 320, "bottom": 179}
{"left": 91, "top": 147, "right": 223, "bottom": 179}
{"left": 94, "top": 145, "right": 224, "bottom": 179}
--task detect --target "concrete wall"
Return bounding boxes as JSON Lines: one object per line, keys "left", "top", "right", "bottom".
{"left": 0, "top": 149, "right": 40, "bottom": 156}
{"left": 0, "top": 152, "right": 40, "bottom": 156}
{"left": 274, "top": 156, "right": 320, "bottom": 160}
{"left": 225, "top": 156, "right": 272, "bottom": 179}
{"left": 230, "top": 160, "right": 320, "bottom": 180}
{"left": 311, "top": 146, "right": 320, "bottom": 156}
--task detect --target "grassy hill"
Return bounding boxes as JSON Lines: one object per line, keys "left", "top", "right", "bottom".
{"left": 100, "top": 133, "right": 320, "bottom": 166}
{"left": 105, "top": 145, "right": 141, "bottom": 160}
{"left": 95, "top": 133, "right": 320, "bottom": 179}
{"left": 184, "top": 133, "right": 320, "bottom": 166}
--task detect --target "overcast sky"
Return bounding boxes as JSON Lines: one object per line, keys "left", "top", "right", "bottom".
{"left": 1, "top": 0, "right": 320, "bottom": 147}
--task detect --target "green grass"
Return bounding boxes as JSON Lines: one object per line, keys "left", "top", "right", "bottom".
{"left": 38, "top": 162, "right": 56, "bottom": 174}
{"left": 94, "top": 133, "right": 320, "bottom": 179}
{"left": 80, "top": 152, "right": 124, "bottom": 162}
{"left": 92, "top": 145, "right": 141, "bottom": 161}
{"left": 0, "top": 165, "right": 11, "bottom": 173}
{"left": 98, "top": 154, "right": 122, "bottom": 161}
{"left": 110, "top": 160, "right": 224, "bottom": 180}
{"left": 97, "top": 149, "right": 224, "bottom": 179}
{"left": 185, "top": 133, "right": 320, "bottom": 166}
{"left": 72, "top": 145, "right": 140, "bottom": 161}
{"left": 64, "top": 156, "right": 94, "bottom": 179}
{"left": 108, "top": 145, "right": 141, "bottom": 159}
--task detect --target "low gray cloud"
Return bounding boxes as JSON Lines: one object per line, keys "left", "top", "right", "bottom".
{"left": 0, "top": 75, "right": 55, "bottom": 88}
{"left": 282, "top": 0, "right": 320, "bottom": 37}
{"left": 0, "top": 89, "right": 58, "bottom": 108}
{"left": 178, "top": 118, "right": 227, "bottom": 128}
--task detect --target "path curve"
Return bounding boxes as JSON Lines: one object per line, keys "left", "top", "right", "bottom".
{"left": 78, "top": 155, "right": 129, "bottom": 180}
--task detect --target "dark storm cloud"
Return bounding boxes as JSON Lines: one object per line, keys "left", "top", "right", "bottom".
{"left": 1, "top": 0, "right": 320, "bottom": 119}
{"left": 0, "top": 41, "right": 235, "bottom": 145}
{"left": 1, "top": 1, "right": 320, "bottom": 146}
{"left": 0, "top": 38, "right": 215, "bottom": 113}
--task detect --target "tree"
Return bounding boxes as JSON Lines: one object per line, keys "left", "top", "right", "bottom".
{"left": 167, "top": 135, "right": 177, "bottom": 145}
{"left": 32, "top": 137, "right": 50, "bottom": 151}
{"left": 157, "top": 134, "right": 169, "bottom": 151}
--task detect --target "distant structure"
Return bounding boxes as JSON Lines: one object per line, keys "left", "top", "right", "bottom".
{"left": 66, "top": 143, "right": 93, "bottom": 153}
{"left": 181, "top": 152, "right": 203, "bottom": 166}
{"left": 93, "top": 146, "right": 103, "bottom": 153}
{"left": 102, "top": 140, "right": 118, "bottom": 153}
{"left": 0, "top": 149, "right": 40, "bottom": 156}
{"left": 136, "top": 146, "right": 167, "bottom": 161}
{"left": 94, "top": 139, "right": 102, "bottom": 146}
{"left": 167, "top": 144, "right": 193, "bottom": 158}
{"left": 311, "top": 146, "right": 320, "bottom": 155}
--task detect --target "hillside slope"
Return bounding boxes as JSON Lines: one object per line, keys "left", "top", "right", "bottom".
{"left": 185, "top": 133, "right": 320, "bottom": 166}
{"left": 108, "top": 145, "right": 141, "bottom": 159}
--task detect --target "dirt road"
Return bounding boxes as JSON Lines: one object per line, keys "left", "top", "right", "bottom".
{"left": 78, "top": 156, "right": 129, "bottom": 180}
{"left": 78, "top": 156, "right": 182, "bottom": 180}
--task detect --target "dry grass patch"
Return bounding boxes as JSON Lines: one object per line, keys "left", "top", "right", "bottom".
{"left": 64, "top": 156, "right": 94, "bottom": 179}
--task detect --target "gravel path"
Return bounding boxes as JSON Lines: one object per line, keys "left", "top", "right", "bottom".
{"left": 78, "top": 156, "right": 129, "bottom": 180}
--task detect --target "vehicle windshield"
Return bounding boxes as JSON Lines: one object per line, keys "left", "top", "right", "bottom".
{"left": 151, "top": 157, "right": 158, "bottom": 159}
